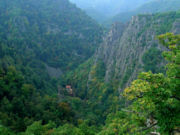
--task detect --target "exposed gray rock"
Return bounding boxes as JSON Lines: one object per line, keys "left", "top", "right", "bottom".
{"left": 45, "top": 64, "right": 63, "bottom": 78}
{"left": 91, "top": 13, "right": 180, "bottom": 93}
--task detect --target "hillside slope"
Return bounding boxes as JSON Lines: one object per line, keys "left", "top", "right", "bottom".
{"left": 106, "top": 0, "right": 180, "bottom": 26}
{"left": 0, "top": 0, "right": 103, "bottom": 94}
{"left": 96, "top": 12, "right": 180, "bottom": 90}
{"left": 70, "top": 0, "right": 152, "bottom": 23}
{"left": 0, "top": 0, "right": 103, "bottom": 71}
{"left": 0, "top": 0, "right": 103, "bottom": 132}
{"left": 64, "top": 11, "right": 180, "bottom": 115}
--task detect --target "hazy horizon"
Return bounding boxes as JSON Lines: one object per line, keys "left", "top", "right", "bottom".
{"left": 69, "top": 0, "right": 153, "bottom": 17}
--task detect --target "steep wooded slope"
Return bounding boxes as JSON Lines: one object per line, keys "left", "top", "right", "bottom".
{"left": 0, "top": 0, "right": 103, "bottom": 132}
{"left": 95, "top": 11, "right": 180, "bottom": 90}
{"left": 64, "top": 11, "right": 180, "bottom": 106}
{"left": 0, "top": 0, "right": 103, "bottom": 71}
{"left": 0, "top": 0, "right": 103, "bottom": 94}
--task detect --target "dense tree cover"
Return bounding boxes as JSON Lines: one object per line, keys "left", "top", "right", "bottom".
{"left": 98, "top": 33, "right": 180, "bottom": 135}
{"left": 136, "top": 11, "right": 180, "bottom": 35}
{"left": 0, "top": 0, "right": 103, "bottom": 71}
{"left": 142, "top": 47, "right": 164, "bottom": 73}
{"left": 62, "top": 59, "right": 122, "bottom": 125}
{"left": 0, "top": 0, "right": 179, "bottom": 134}
{"left": 1, "top": 33, "right": 178, "bottom": 135}
{"left": 0, "top": 41, "right": 58, "bottom": 94}
{"left": 0, "top": 0, "right": 104, "bottom": 133}
{"left": 62, "top": 12, "right": 180, "bottom": 127}
{"left": 0, "top": 0, "right": 104, "bottom": 95}
{"left": 0, "top": 66, "right": 76, "bottom": 133}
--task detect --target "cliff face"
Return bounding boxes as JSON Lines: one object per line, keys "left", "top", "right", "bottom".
{"left": 94, "top": 22, "right": 127, "bottom": 82}
{"left": 92, "top": 12, "right": 180, "bottom": 92}
{"left": 62, "top": 11, "right": 180, "bottom": 119}
{"left": 65, "top": 11, "right": 180, "bottom": 101}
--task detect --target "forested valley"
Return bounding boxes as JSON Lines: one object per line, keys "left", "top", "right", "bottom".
{"left": 0, "top": 0, "right": 179, "bottom": 135}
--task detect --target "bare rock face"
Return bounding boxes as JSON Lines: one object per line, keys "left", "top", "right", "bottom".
{"left": 45, "top": 64, "right": 63, "bottom": 78}
{"left": 94, "top": 22, "right": 127, "bottom": 82}
{"left": 91, "top": 12, "right": 180, "bottom": 93}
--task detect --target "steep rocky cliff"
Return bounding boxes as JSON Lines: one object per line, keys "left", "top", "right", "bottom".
{"left": 65, "top": 11, "right": 180, "bottom": 100}
{"left": 92, "top": 12, "right": 180, "bottom": 92}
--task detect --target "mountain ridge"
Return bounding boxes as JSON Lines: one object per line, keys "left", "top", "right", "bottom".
{"left": 64, "top": 11, "right": 180, "bottom": 105}
{"left": 105, "top": 0, "right": 180, "bottom": 27}
{"left": 0, "top": 0, "right": 104, "bottom": 95}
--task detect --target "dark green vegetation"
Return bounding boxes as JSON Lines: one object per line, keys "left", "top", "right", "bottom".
{"left": 105, "top": 0, "right": 180, "bottom": 27}
{"left": 0, "top": 0, "right": 180, "bottom": 134}
{"left": 105, "top": 33, "right": 180, "bottom": 135}
{"left": 142, "top": 47, "right": 165, "bottom": 73}
{"left": 0, "top": 0, "right": 103, "bottom": 71}
{"left": 0, "top": 0, "right": 103, "bottom": 95}
{"left": 138, "top": 11, "right": 180, "bottom": 35}
{"left": 1, "top": 32, "right": 179, "bottom": 134}
{"left": 63, "top": 59, "right": 121, "bottom": 124}
{"left": 0, "top": 67, "right": 75, "bottom": 132}
{"left": 0, "top": 0, "right": 103, "bottom": 134}
{"left": 61, "top": 12, "right": 180, "bottom": 134}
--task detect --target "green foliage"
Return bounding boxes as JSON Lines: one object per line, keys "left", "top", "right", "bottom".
{"left": 63, "top": 59, "right": 93, "bottom": 99}
{"left": 52, "top": 124, "right": 84, "bottom": 135}
{"left": 21, "top": 121, "right": 56, "bottom": 135}
{"left": 119, "top": 61, "right": 136, "bottom": 88}
{"left": 153, "top": 11, "right": 180, "bottom": 35}
{"left": 0, "top": 125, "right": 15, "bottom": 135}
{"left": 62, "top": 59, "right": 120, "bottom": 125}
{"left": 98, "top": 111, "right": 150, "bottom": 135}
{"left": 18, "top": 120, "right": 100, "bottom": 135}
{"left": 137, "top": 11, "right": 180, "bottom": 37}
{"left": 0, "top": 0, "right": 104, "bottom": 133}
{"left": 123, "top": 33, "right": 180, "bottom": 134}
{"left": 142, "top": 47, "right": 164, "bottom": 73}
{"left": 0, "top": 0, "right": 179, "bottom": 134}
{"left": 97, "top": 33, "right": 180, "bottom": 135}
{"left": 0, "top": 66, "right": 76, "bottom": 133}
{"left": 61, "top": 12, "right": 180, "bottom": 130}
{"left": 0, "top": 0, "right": 103, "bottom": 71}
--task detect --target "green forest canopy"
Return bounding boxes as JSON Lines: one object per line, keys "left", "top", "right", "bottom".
{"left": 0, "top": 33, "right": 179, "bottom": 135}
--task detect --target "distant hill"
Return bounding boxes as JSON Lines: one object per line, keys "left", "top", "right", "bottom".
{"left": 69, "top": 0, "right": 152, "bottom": 23}
{"left": 0, "top": 0, "right": 105, "bottom": 132}
{"left": 105, "top": 0, "right": 180, "bottom": 26}
{"left": 0, "top": 0, "right": 103, "bottom": 94}
{"left": 64, "top": 11, "right": 180, "bottom": 123}
{"left": 84, "top": 8, "right": 109, "bottom": 23}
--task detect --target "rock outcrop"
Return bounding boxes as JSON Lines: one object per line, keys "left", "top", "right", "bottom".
{"left": 65, "top": 11, "right": 180, "bottom": 100}
{"left": 91, "top": 12, "right": 180, "bottom": 92}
